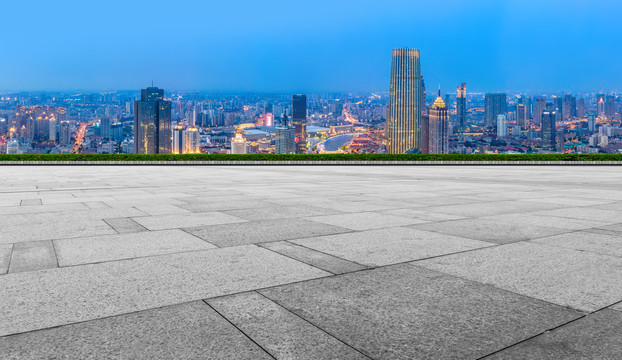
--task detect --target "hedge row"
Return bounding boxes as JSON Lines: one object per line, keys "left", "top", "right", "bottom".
{"left": 0, "top": 154, "right": 621, "bottom": 161}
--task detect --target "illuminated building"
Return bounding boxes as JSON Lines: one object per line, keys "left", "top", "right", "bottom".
{"left": 0, "top": 117, "right": 7, "bottom": 135}
{"left": 516, "top": 101, "right": 526, "bottom": 128}
{"left": 231, "top": 129, "right": 249, "bottom": 154}
{"left": 420, "top": 114, "right": 429, "bottom": 154}
{"left": 497, "top": 114, "right": 507, "bottom": 138}
{"left": 134, "top": 87, "right": 172, "bottom": 154}
{"left": 484, "top": 93, "right": 506, "bottom": 129}
{"left": 292, "top": 95, "right": 307, "bottom": 153}
{"left": 597, "top": 94, "right": 605, "bottom": 117}
{"left": 541, "top": 110, "right": 557, "bottom": 150}
{"left": 265, "top": 112, "right": 274, "bottom": 127}
{"left": 6, "top": 138, "right": 19, "bottom": 154}
{"left": 428, "top": 89, "right": 448, "bottom": 154}
{"left": 552, "top": 96, "right": 563, "bottom": 121}
{"left": 59, "top": 121, "right": 71, "bottom": 146}
{"left": 387, "top": 48, "right": 422, "bottom": 154}
{"left": 173, "top": 125, "right": 186, "bottom": 154}
{"left": 275, "top": 113, "right": 296, "bottom": 154}
{"left": 456, "top": 83, "right": 467, "bottom": 130}
{"left": 186, "top": 126, "right": 199, "bottom": 153}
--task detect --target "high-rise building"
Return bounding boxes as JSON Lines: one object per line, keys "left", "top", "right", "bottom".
{"left": 552, "top": 96, "right": 563, "bottom": 122}
{"left": 59, "top": 121, "right": 71, "bottom": 146}
{"left": 275, "top": 113, "right": 296, "bottom": 154}
{"left": 605, "top": 95, "right": 616, "bottom": 119}
{"left": 387, "top": 48, "right": 422, "bottom": 154}
{"left": 186, "top": 126, "right": 199, "bottom": 153}
{"left": 134, "top": 86, "right": 172, "bottom": 154}
{"left": 484, "top": 93, "right": 507, "bottom": 129}
{"left": 420, "top": 114, "right": 430, "bottom": 154}
{"left": 100, "top": 117, "right": 111, "bottom": 139}
{"left": 497, "top": 114, "right": 507, "bottom": 138}
{"left": 292, "top": 95, "right": 307, "bottom": 154}
{"left": 516, "top": 102, "right": 526, "bottom": 128}
{"left": 456, "top": 83, "right": 467, "bottom": 130}
{"left": 562, "top": 94, "right": 576, "bottom": 120}
{"left": 420, "top": 77, "right": 427, "bottom": 116}
{"left": 172, "top": 125, "right": 186, "bottom": 154}
{"left": 428, "top": 89, "right": 449, "bottom": 154}
{"left": 541, "top": 110, "right": 557, "bottom": 150}
{"left": 588, "top": 114, "right": 596, "bottom": 132}
{"left": 534, "top": 97, "right": 546, "bottom": 126}
{"left": 577, "top": 99, "right": 586, "bottom": 118}
{"left": 597, "top": 94, "right": 606, "bottom": 117}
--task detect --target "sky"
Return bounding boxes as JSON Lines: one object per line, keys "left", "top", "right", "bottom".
{"left": 2, "top": 0, "right": 620, "bottom": 93}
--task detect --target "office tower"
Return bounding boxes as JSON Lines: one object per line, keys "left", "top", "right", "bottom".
{"left": 541, "top": 110, "right": 557, "bottom": 150}
{"left": 186, "top": 109, "right": 196, "bottom": 127}
{"left": 428, "top": 89, "right": 449, "bottom": 154}
{"left": 562, "top": 94, "right": 576, "bottom": 120}
{"left": 100, "top": 117, "right": 111, "bottom": 139}
{"left": 444, "top": 95, "right": 452, "bottom": 110}
{"left": 231, "top": 129, "right": 249, "bottom": 154}
{"left": 134, "top": 86, "right": 172, "bottom": 154}
{"left": 456, "top": 83, "right": 467, "bottom": 130}
{"left": 523, "top": 97, "right": 532, "bottom": 119}
{"left": 497, "top": 114, "right": 507, "bottom": 138}
{"left": 577, "top": 99, "right": 585, "bottom": 118}
{"left": 292, "top": 95, "right": 307, "bottom": 154}
{"left": 6, "top": 138, "right": 19, "bottom": 154}
{"left": 605, "top": 95, "right": 615, "bottom": 119}
{"left": 186, "top": 126, "right": 199, "bottom": 153}
{"left": 597, "top": 94, "right": 605, "bottom": 117}
{"left": 111, "top": 123, "right": 124, "bottom": 141}
{"left": 420, "top": 114, "right": 430, "bottom": 154}
{"left": 516, "top": 102, "right": 526, "bottom": 128}
{"left": 265, "top": 112, "right": 274, "bottom": 127}
{"left": 59, "top": 121, "right": 71, "bottom": 146}
{"left": 484, "top": 93, "right": 507, "bottom": 129}
{"left": 0, "top": 117, "right": 6, "bottom": 135}
{"left": 172, "top": 125, "right": 186, "bottom": 154}
{"left": 588, "top": 114, "right": 596, "bottom": 132}
{"left": 275, "top": 113, "right": 296, "bottom": 154}
{"left": 534, "top": 97, "right": 546, "bottom": 126}
{"left": 552, "top": 96, "right": 563, "bottom": 122}
{"left": 387, "top": 48, "right": 422, "bottom": 154}
{"left": 420, "top": 77, "right": 427, "bottom": 116}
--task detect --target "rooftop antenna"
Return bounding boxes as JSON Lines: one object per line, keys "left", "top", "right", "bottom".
{"left": 438, "top": 84, "right": 441, "bottom": 98}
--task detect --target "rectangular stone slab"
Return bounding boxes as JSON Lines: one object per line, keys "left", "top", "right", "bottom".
{"left": 0, "top": 301, "right": 272, "bottom": 360}
{"left": 415, "top": 242, "right": 622, "bottom": 312}
{"left": 8, "top": 241, "right": 58, "bottom": 274}
{"left": 131, "top": 212, "right": 247, "bottom": 230}
{"left": 260, "top": 264, "right": 581, "bottom": 360}
{"left": 0, "top": 245, "right": 329, "bottom": 336}
{"left": 207, "top": 292, "right": 368, "bottom": 359}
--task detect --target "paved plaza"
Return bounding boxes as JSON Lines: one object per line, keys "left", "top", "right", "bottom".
{"left": 0, "top": 165, "right": 621, "bottom": 359}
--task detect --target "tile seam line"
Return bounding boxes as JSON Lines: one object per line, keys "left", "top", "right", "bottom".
{"left": 257, "top": 243, "right": 343, "bottom": 275}
{"left": 201, "top": 300, "right": 278, "bottom": 360}
{"left": 282, "top": 240, "right": 371, "bottom": 270}
{"left": 253, "top": 290, "right": 376, "bottom": 360}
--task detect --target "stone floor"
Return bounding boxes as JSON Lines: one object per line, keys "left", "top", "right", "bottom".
{"left": 0, "top": 166, "right": 621, "bottom": 359}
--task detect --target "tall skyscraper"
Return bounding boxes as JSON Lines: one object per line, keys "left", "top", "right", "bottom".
{"left": 484, "top": 93, "right": 507, "bottom": 129}
{"left": 387, "top": 48, "right": 422, "bottom": 154}
{"left": 588, "top": 114, "right": 596, "bottom": 132}
{"left": 541, "top": 110, "right": 557, "bottom": 150}
{"left": 534, "top": 97, "right": 546, "bottom": 126}
{"left": 516, "top": 102, "right": 526, "bottom": 128}
{"left": 100, "top": 117, "right": 111, "bottom": 139}
{"left": 552, "top": 95, "right": 563, "bottom": 122}
{"left": 562, "top": 94, "right": 576, "bottom": 120}
{"left": 275, "top": 113, "right": 296, "bottom": 154}
{"left": 497, "top": 114, "right": 507, "bottom": 138}
{"left": 134, "top": 87, "right": 172, "bottom": 154}
{"left": 577, "top": 99, "right": 586, "bottom": 118}
{"left": 172, "top": 125, "right": 186, "bottom": 154}
{"left": 456, "top": 83, "right": 467, "bottom": 130}
{"left": 292, "top": 95, "right": 307, "bottom": 154}
{"left": 420, "top": 77, "right": 427, "bottom": 116}
{"left": 420, "top": 114, "right": 430, "bottom": 154}
{"left": 605, "top": 95, "right": 616, "bottom": 119}
{"left": 59, "top": 121, "right": 71, "bottom": 146}
{"left": 428, "top": 89, "right": 449, "bottom": 154}
{"left": 597, "top": 94, "right": 606, "bottom": 117}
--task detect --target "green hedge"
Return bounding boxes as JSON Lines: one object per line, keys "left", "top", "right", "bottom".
{"left": 0, "top": 154, "right": 621, "bottom": 161}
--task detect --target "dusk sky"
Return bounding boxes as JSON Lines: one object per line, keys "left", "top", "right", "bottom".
{"left": 2, "top": 0, "right": 619, "bottom": 93}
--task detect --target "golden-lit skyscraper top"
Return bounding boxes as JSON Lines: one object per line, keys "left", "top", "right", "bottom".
{"left": 387, "top": 48, "right": 422, "bottom": 154}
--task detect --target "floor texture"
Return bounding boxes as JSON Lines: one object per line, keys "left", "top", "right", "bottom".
{"left": 0, "top": 166, "right": 621, "bottom": 359}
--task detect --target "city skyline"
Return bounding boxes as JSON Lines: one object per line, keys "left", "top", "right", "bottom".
{"left": 2, "top": 0, "right": 621, "bottom": 93}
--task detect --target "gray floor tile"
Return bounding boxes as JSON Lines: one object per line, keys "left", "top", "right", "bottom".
{"left": 8, "top": 241, "right": 58, "bottom": 273}
{"left": 486, "top": 310, "right": 622, "bottom": 360}
{"left": 133, "top": 204, "right": 191, "bottom": 215}
{"left": 178, "top": 199, "right": 271, "bottom": 212}
{"left": 259, "top": 241, "right": 368, "bottom": 274}
{"left": 0, "top": 301, "right": 271, "bottom": 360}
{"left": 104, "top": 217, "right": 148, "bottom": 234}
{"left": 132, "top": 212, "right": 247, "bottom": 230}
{"left": 536, "top": 207, "right": 622, "bottom": 223}
{"left": 225, "top": 204, "right": 343, "bottom": 221}
{"left": 381, "top": 208, "right": 468, "bottom": 222}
{"left": 208, "top": 292, "right": 368, "bottom": 360}
{"left": 0, "top": 245, "right": 329, "bottom": 336}
{"left": 424, "top": 200, "right": 563, "bottom": 217}
{"left": 0, "top": 244, "right": 12, "bottom": 275}
{"left": 54, "top": 229, "right": 216, "bottom": 266}
{"left": 411, "top": 218, "right": 573, "bottom": 244}
{"left": 532, "top": 231, "right": 622, "bottom": 258}
{"left": 20, "top": 199, "right": 42, "bottom": 206}
{"left": 308, "top": 212, "right": 426, "bottom": 230}
{"left": 416, "top": 242, "right": 622, "bottom": 312}
{"left": 185, "top": 218, "right": 351, "bottom": 247}
{"left": 261, "top": 264, "right": 581, "bottom": 360}
{"left": 0, "top": 219, "right": 117, "bottom": 244}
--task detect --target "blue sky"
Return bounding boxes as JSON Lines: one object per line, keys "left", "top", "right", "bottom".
{"left": 1, "top": 0, "right": 619, "bottom": 92}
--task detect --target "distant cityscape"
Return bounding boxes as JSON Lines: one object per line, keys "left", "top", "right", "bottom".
{"left": 1, "top": 48, "right": 620, "bottom": 155}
